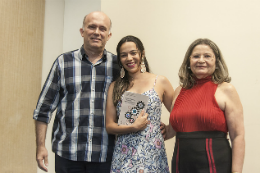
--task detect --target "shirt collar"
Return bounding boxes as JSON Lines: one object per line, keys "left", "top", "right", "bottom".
{"left": 80, "top": 45, "right": 107, "bottom": 61}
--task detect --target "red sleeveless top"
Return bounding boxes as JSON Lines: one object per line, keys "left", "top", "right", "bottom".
{"left": 170, "top": 76, "right": 228, "bottom": 133}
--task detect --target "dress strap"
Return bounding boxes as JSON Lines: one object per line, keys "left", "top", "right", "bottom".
{"left": 153, "top": 75, "right": 159, "bottom": 88}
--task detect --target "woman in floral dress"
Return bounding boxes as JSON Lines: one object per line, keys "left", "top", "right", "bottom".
{"left": 106, "top": 35, "right": 174, "bottom": 173}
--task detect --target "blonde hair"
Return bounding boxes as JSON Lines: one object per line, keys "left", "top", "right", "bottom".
{"left": 179, "top": 38, "right": 231, "bottom": 89}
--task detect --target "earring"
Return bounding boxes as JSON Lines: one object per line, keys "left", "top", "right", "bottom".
{"left": 188, "top": 66, "right": 191, "bottom": 69}
{"left": 120, "top": 67, "right": 125, "bottom": 78}
{"left": 215, "top": 66, "right": 219, "bottom": 69}
{"left": 140, "top": 57, "right": 146, "bottom": 73}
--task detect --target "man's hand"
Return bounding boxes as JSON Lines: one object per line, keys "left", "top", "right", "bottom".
{"left": 160, "top": 122, "right": 166, "bottom": 139}
{"left": 35, "top": 120, "right": 48, "bottom": 171}
{"left": 36, "top": 146, "right": 48, "bottom": 172}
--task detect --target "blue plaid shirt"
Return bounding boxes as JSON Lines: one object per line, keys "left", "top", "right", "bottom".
{"left": 33, "top": 46, "right": 120, "bottom": 162}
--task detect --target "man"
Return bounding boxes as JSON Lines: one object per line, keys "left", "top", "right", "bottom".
{"left": 33, "top": 11, "right": 120, "bottom": 173}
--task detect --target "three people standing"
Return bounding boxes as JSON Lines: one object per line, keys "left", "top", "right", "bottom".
{"left": 34, "top": 11, "right": 245, "bottom": 173}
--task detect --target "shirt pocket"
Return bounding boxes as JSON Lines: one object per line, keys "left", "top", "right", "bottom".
{"left": 64, "top": 76, "right": 82, "bottom": 102}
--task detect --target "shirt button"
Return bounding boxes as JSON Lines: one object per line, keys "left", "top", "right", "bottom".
{"left": 92, "top": 89, "right": 94, "bottom": 91}
{"left": 89, "top": 139, "right": 92, "bottom": 142}
{"left": 92, "top": 100, "right": 94, "bottom": 103}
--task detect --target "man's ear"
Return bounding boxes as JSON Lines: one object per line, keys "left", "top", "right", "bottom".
{"left": 79, "top": 28, "right": 84, "bottom": 37}
{"left": 107, "top": 32, "right": 112, "bottom": 41}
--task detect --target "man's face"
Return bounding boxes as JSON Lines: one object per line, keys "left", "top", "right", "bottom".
{"left": 80, "top": 12, "right": 111, "bottom": 51}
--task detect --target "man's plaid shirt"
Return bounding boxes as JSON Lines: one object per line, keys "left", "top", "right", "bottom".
{"left": 33, "top": 46, "right": 120, "bottom": 162}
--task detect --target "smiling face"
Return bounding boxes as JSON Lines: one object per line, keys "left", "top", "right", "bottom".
{"left": 190, "top": 44, "right": 216, "bottom": 79}
{"left": 80, "top": 12, "right": 111, "bottom": 51}
{"left": 119, "top": 42, "right": 143, "bottom": 75}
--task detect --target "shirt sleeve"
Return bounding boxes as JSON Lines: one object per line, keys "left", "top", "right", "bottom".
{"left": 33, "top": 59, "right": 61, "bottom": 124}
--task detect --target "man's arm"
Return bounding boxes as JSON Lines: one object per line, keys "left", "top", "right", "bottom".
{"left": 33, "top": 59, "right": 61, "bottom": 171}
{"left": 35, "top": 120, "right": 49, "bottom": 172}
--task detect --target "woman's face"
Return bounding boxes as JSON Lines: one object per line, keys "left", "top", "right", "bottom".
{"left": 119, "top": 42, "right": 142, "bottom": 75}
{"left": 189, "top": 44, "right": 216, "bottom": 79}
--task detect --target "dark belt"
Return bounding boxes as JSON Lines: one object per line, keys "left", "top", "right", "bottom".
{"left": 176, "top": 131, "right": 227, "bottom": 139}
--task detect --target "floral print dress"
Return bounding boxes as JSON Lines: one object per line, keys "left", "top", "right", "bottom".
{"left": 110, "top": 77, "right": 170, "bottom": 173}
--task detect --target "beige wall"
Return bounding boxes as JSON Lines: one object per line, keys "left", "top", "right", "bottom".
{"left": 0, "top": 0, "right": 45, "bottom": 172}
{"left": 102, "top": 0, "right": 260, "bottom": 172}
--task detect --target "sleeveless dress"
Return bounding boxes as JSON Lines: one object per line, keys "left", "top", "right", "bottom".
{"left": 110, "top": 76, "right": 170, "bottom": 173}
{"left": 170, "top": 76, "right": 232, "bottom": 173}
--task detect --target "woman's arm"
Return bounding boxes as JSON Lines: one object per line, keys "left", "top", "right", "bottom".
{"left": 106, "top": 82, "right": 149, "bottom": 135}
{"left": 218, "top": 83, "right": 245, "bottom": 172}
{"left": 170, "top": 86, "right": 182, "bottom": 110}
{"left": 157, "top": 76, "right": 175, "bottom": 138}
{"left": 160, "top": 76, "right": 175, "bottom": 112}
{"left": 163, "top": 85, "right": 183, "bottom": 140}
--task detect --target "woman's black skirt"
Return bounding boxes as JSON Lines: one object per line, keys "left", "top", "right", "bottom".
{"left": 172, "top": 131, "right": 232, "bottom": 173}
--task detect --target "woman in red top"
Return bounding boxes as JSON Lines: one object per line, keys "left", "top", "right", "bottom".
{"left": 165, "top": 38, "right": 245, "bottom": 173}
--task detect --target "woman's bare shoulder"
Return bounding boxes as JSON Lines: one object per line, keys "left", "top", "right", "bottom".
{"left": 156, "top": 75, "right": 170, "bottom": 84}
{"left": 218, "top": 82, "right": 236, "bottom": 93}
